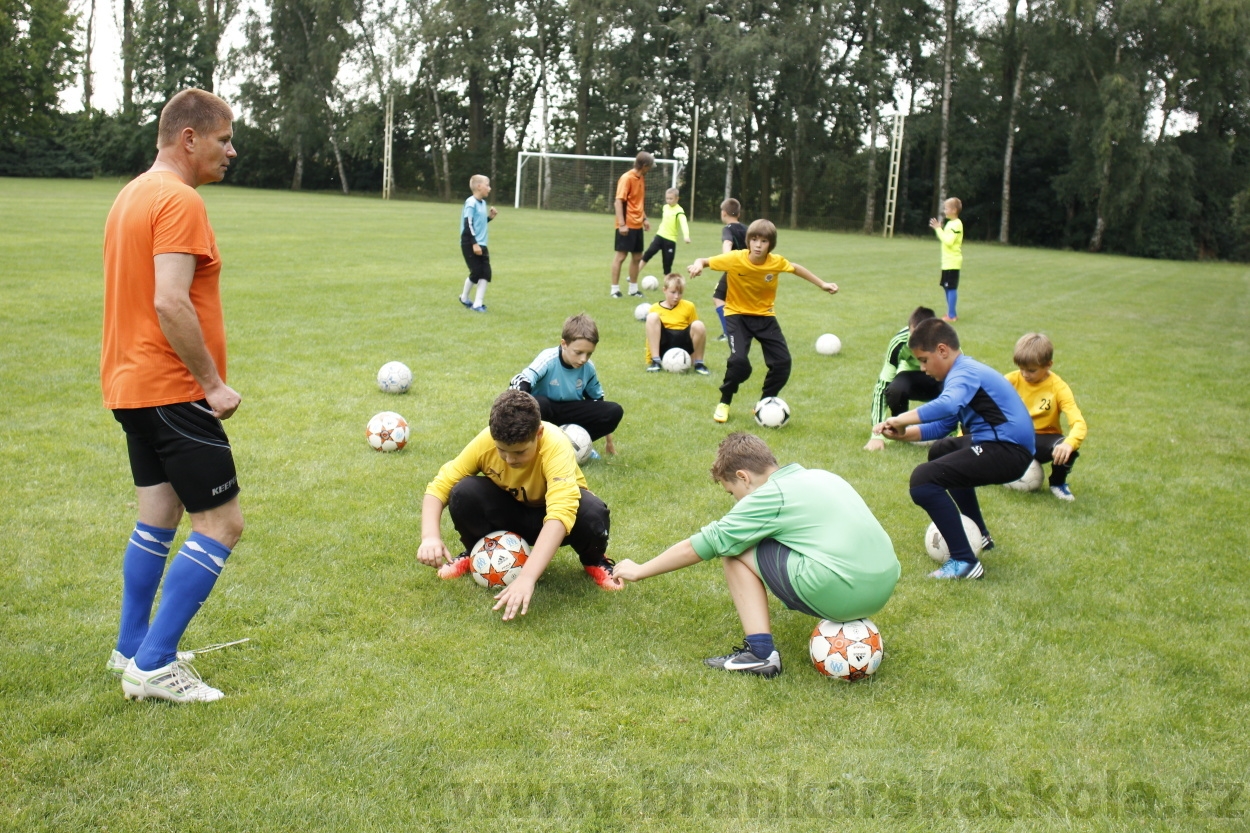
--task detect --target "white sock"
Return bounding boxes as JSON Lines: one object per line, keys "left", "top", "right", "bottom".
{"left": 474, "top": 281, "right": 487, "bottom": 307}
{"left": 461, "top": 278, "right": 473, "bottom": 302}
{"left": 628, "top": 281, "right": 639, "bottom": 293}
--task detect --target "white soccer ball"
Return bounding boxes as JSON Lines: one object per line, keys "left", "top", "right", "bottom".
{"left": 924, "top": 515, "right": 984, "bottom": 562}
{"left": 660, "top": 347, "right": 692, "bottom": 373}
{"left": 810, "top": 618, "right": 884, "bottom": 681}
{"left": 365, "top": 411, "right": 408, "bottom": 452}
{"left": 815, "top": 334, "right": 842, "bottom": 356}
{"left": 469, "top": 530, "right": 531, "bottom": 589}
{"left": 753, "top": 396, "right": 791, "bottom": 428}
{"left": 1003, "top": 459, "right": 1044, "bottom": 491}
{"left": 376, "top": 361, "right": 412, "bottom": 394}
{"left": 634, "top": 302, "right": 651, "bottom": 321}
{"left": 641, "top": 275, "right": 659, "bottom": 291}
{"left": 560, "top": 423, "right": 593, "bottom": 465}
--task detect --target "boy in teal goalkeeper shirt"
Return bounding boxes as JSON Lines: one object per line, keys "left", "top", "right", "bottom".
{"left": 614, "top": 432, "right": 900, "bottom": 678}
{"left": 640, "top": 187, "right": 691, "bottom": 276}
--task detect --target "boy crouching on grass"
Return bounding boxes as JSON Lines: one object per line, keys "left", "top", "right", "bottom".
{"left": 645, "top": 273, "right": 710, "bottom": 375}
{"left": 1005, "top": 332, "right": 1088, "bottom": 501}
{"left": 417, "top": 390, "right": 621, "bottom": 621}
{"left": 613, "top": 433, "right": 900, "bottom": 678}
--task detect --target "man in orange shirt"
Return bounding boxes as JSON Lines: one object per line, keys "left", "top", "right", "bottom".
{"left": 102, "top": 88, "right": 243, "bottom": 704}
{"left": 609, "top": 151, "right": 654, "bottom": 298}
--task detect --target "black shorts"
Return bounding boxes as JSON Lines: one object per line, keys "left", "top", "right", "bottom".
{"left": 909, "top": 436, "right": 1032, "bottom": 490}
{"left": 613, "top": 227, "right": 644, "bottom": 254}
{"left": 113, "top": 400, "right": 240, "bottom": 513}
{"left": 659, "top": 327, "right": 695, "bottom": 357}
{"left": 940, "top": 269, "right": 960, "bottom": 289}
{"left": 713, "top": 274, "right": 728, "bottom": 301}
{"left": 461, "top": 241, "right": 492, "bottom": 283}
{"left": 754, "top": 539, "right": 821, "bottom": 617}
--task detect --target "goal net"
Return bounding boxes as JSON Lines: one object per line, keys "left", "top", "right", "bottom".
{"left": 514, "top": 152, "right": 682, "bottom": 217}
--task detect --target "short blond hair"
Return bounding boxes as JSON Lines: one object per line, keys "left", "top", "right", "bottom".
{"left": 157, "top": 89, "right": 233, "bottom": 148}
{"left": 1013, "top": 333, "right": 1054, "bottom": 367}
{"left": 945, "top": 197, "right": 963, "bottom": 214}
{"left": 469, "top": 174, "right": 489, "bottom": 189}
{"left": 663, "top": 273, "right": 685, "bottom": 292}
{"left": 710, "top": 432, "right": 778, "bottom": 482}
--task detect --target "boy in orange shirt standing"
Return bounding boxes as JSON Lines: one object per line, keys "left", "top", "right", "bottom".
{"left": 609, "top": 151, "right": 654, "bottom": 298}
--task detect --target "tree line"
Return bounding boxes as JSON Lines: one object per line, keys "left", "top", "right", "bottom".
{"left": 4, "top": 0, "right": 1250, "bottom": 260}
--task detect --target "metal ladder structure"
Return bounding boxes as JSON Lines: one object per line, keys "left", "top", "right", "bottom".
{"left": 883, "top": 114, "right": 905, "bottom": 238}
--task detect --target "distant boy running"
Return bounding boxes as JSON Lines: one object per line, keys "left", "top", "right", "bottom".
{"left": 688, "top": 219, "right": 838, "bottom": 423}
{"left": 418, "top": 390, "right": 621, "bottom": 620}
{"left": 645, "top": 274, "right": 709, "bottom": 376}
{"left": 874, "top": 319, "right": 1034, "bottom": 580}
{"left": 1005, "top": 332, "right": 1089, "bottom": 501}
{"left": 609, "top": 151, "right": 654, "bottom": 298}
{"left": 929, "top": 197, "right": 963, "bottom": 321}
{"left": 613, "top": 432, "right": 900, "bottom": 678}
{"left": 510, "top": 313, "right": 623, "bottom": 457}
{"left": 711, "top": 198, "right": 748, "bottom": 341}
{"left": 639, "top": 187, "right": 691, "bottom": 276}
{"left": 459, "top": 174, "right": 497, "bottom": 312}
{"left": 864, "top": 306, "right": 941, "bottom": 451}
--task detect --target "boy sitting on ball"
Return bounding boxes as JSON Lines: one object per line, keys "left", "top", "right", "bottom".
{"left": 417, "top": 390, "right": 620, "bottom": 620}
{"left": 613, "top": 432, "right": 900, "bottom": 678}
{"left": 645, "top": 273, "right": 710, "bottom": 375}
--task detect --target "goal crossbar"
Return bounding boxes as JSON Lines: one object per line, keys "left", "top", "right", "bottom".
{"left": 514, "top": 152, "right": 682, "bottom": 210}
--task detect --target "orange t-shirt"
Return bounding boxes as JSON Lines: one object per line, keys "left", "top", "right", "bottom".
{"left": 101, "top": 171, "right": 226, "bottom": 409}
{"left": 614, "top": 168, "right": 646, "bottom": 229}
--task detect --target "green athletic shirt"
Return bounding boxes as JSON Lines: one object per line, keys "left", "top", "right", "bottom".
{"left": 654, "top": 203, "right": 690, "bottom": 243}
{"left": 867, "top": 326, "right": 922, "bottom": 441}
{"left": 690, "top": 464, "right": 900, "bottom": 619}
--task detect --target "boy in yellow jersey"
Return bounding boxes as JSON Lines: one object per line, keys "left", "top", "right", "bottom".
{"left": 929, "top": 197, "right": 964, "bottom": 321}
{"left": 417, "top": 390, "right": 620, "bottom": 620}
{"left": 639, "top": 188, "right": 692, "bottom": 276}
{"left": 688, "top": 219, "right": 838, "bottom": 423}
{"left": 1005, "top": 333, "right": 1089, "bottom": 501}
{"left": 645, "top": 273, "right": 710, "bottom": 375}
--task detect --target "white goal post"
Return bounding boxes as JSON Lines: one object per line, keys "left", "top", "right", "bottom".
{"left": 514, "top": 152, "right": 682, "bottom": 216}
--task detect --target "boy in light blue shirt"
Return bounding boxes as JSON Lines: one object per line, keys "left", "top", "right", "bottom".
{"left": 459, "top": 174, "right": 497, "bottom": 312}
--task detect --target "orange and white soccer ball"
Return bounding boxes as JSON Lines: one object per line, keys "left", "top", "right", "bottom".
{"left": 365, "top": 411, "right": 408, "bottom": 452}
{"left": 469, "top": 530, "right": 531, "bottom": 589}
{"left": 809, "top": 618, "right": 884, "bottom": 681}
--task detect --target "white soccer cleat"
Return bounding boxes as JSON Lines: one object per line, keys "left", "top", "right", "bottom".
{"left": 107, "top": 648, "right": 196, "bottom": 675}
{"left": 121, "top": 659, "right": 224, "bottom": 703}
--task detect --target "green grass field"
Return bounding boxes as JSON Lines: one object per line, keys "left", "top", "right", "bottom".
{"left": 2, "top": 177, "right": 1248, "bottom": 832}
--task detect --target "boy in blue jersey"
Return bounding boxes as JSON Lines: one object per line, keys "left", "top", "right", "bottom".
{"left": 874, "top": 319, "right": 1034, "bottom": 580}
{"left": 510, "top": 313, "right": 623, "bottom": 457}
{"left": 459, "top": 174, "right": 497, "bottom": 312}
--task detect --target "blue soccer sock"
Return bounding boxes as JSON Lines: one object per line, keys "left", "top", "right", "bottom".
{"left": 716, "top": 305, "right": 728, "bottom": 337}
{"left": 945, "top": 288, "right": 958, "bottom": 319}
{"left": 115, "top": 522, "right": 176, "bottom": 657}
{"left": 910, "top": 483, "right": 977, "bottom": 563}
{"left": 948, "top": 487, "right": 988, "bottom": 540}
{"left": 744, "top": 633, "right": 775, "bottom": 659}
{"left": 133, "top": 531, "right": 231, "bottom": 671}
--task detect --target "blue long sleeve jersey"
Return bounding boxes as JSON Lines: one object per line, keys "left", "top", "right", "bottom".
{"left": 510, "top": 347, "right": 606, "bottom": 402}
{"left": 915, "top": 354, "right": 1035, "bottom": 453}
{"left": 460, "top": 196, "right": 491, "bottom": 246}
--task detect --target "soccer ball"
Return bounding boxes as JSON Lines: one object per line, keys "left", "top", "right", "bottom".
{"left": 753, "top": 396, "right": 790, "bottom": 428}
{"left": 1003, "top": 459, "right": 1044, "bottom": 491}
{"left": 815, "top": 334, "right": 842, "bottom": 355}
{"left": 634, "top": 302, "right": 651, "bottom": 321}
{"left": 641, "top": 274, "right": 659, "bottom": 291}
{"left": 365, "top": 411, "right": 408, "bottom": 452}
{"left": 469, "top": 530, "right": 531, "bottom": 589}
{"left": 924, "top": 515, "right": 984, "bottom": 562}
{"left": 559, "top": 423, "right": 593, "bottom": 465}
{"left": 661, "top": 347, "right": 692, "bottom": 373}
{"left": 376, "top": 361, "right": 412, "bottom": 394}
{"left": 809, "top": 618, "right": 884, "bottom": 681}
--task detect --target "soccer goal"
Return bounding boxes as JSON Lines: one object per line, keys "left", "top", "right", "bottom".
{"left": 514, "top": 152, "right": 682, "bottom": 216}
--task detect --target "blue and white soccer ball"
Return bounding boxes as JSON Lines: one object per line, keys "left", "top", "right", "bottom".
{"left": 753, "top": 396, "right": 791, "bottom": 428}
{"left": 376, "top": 361, "right": 412, "bottom": 394}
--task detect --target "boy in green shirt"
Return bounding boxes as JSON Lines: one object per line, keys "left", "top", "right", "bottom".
{"left": 640, "top": 187, "right": 692, "bottom": 276}
{"left": 614, "top": 433, "right": 900, "bottom": 677}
